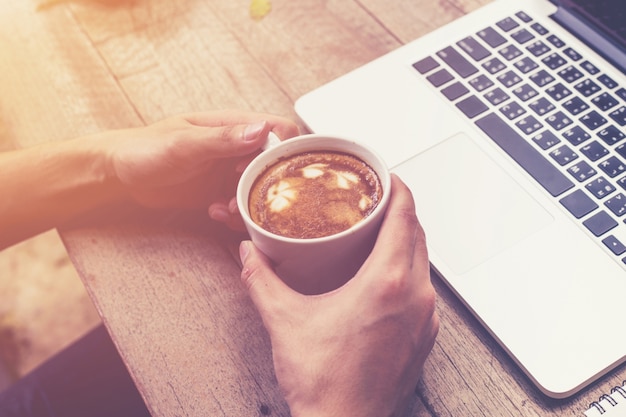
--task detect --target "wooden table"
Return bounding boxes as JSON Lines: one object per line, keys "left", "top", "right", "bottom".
{"left": 2, "top": 0, "right": 624, "bottom": 415}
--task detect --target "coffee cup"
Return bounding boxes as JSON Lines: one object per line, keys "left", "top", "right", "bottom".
{"left": 237, "top": 133, "right": 391, "bottom": 295}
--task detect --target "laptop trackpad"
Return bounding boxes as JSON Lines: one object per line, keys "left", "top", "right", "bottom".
{"left": 392, "top": 132, "right": 554, "bottom": 274}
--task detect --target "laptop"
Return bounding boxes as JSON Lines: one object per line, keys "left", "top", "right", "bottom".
{"left": 295, "top": 0, "right": 626, "bottom": 399}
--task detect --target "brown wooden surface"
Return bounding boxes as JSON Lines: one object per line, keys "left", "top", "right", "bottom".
{"left": 2, "top": 0, "right": 624, "bottom": 416}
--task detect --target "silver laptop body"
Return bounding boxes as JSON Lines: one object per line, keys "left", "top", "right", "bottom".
{"left": 295, "top": 0, "right": 626, "bottom": 398}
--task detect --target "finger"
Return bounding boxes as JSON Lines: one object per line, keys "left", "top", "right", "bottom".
{"left": 239, "top": 241, "right": 300, "bottom": 319}
{"left": 183, "top": 120, "right": 273, "bottom": 159}
{"left": 182, "top": 110, "right": 300, "bottom": 147}
{"left": 186, "top": 120, "right": 300, "bottom": 161}
{"left": 183, "top": 110, "right": 300, "bottom": 138}
{"left": 208, "top": 201, "right": 231, "bottom": 223}
{"left": 366, "top": 175, "right": 428, "bottom": 273}
{"left": 208, "top": 201, "right": 247, "bottom": 231}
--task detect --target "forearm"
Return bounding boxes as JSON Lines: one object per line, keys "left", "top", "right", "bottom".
{"left": 0, "top": 111, "right": 300, "bottom": 249}
{"left": 0, "top": 136, "right": 124, "bottom": 249}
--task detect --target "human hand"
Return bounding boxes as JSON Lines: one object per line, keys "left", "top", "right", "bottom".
{"left": 239, "top": 174, "right": 439, "bottom": 417}
{"left": 102, "top": 110, "right": 299, "bottom": 229}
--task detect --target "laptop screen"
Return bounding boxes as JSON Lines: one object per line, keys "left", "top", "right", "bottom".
{"left": 557, "top": 0, "right": 626, "bottom": 50}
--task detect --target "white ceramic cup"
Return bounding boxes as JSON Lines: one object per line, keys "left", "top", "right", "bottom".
{"left": 236, "top": 133, "right": 391, "bottom": 295}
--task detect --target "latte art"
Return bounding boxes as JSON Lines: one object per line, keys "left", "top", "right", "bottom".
{"left": 249, "top": 151, "right": 383, "bottom": 239}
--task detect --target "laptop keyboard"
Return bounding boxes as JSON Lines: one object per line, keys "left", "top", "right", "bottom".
{"left": 413, "top": 10, "right": 626, "bottom": 264}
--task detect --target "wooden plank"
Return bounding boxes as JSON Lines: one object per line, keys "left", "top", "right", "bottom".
{"left": 9, "top": 0, "right": 622, "bottom": 416}
{"left": 62, "top": 213, "right": 291, "bottom": 416}
{"left": 58, "top": 1, "right": 436, "bottom": 415}
{"left": 0, "top": 2, "right": 140, "bottom": 149}
{"left": 67, "top": 0, "right": 400, "bottom": 122}
{"left": 355, "top": 0, "right": 487, "bottom": 44}
{"left": 422, "top": 271, "right": 626, "bottom": 416}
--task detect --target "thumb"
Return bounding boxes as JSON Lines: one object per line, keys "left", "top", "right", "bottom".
{"left": 239, "top": 241, "right": 297, "bottom": 319}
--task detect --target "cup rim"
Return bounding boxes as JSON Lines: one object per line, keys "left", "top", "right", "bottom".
{"left": 236, "top": 134, "right": 391, "bottom": 244}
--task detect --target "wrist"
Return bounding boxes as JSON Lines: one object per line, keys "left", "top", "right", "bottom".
{"left": 286, "top": 394, "right": 395, "bottom": 417}
{"left": 54, "top": 134, "right": 127, "bottom": 206}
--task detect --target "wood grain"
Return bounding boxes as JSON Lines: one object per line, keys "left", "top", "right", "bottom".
{"left": 3, "top": 0, "right": 624, "bottom": 416}
{"left": 64, "top": 218, "right": 290, "bottom": 416}
{"left": 0, "top": 1, "right": 141, "bottom": 147}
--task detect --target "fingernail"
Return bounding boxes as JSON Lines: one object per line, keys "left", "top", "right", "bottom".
{"left": 243, "top": 121, "right": 267, "bottom": 142}
{"left": 239, "top": 241, "right": 251, "bottom": 262}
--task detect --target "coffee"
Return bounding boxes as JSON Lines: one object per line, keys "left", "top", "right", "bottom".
{"left": 248, "top": 151, "right": 383, "bottom": 239}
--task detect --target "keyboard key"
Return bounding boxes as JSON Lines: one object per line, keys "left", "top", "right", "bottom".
{"left": 618, "top": 176, "right": 626, "bottom": 190}
{"left": 427, "top": 68, "right": 454, "bottom": 87}
{"left": 558, "top": 66, "right": 584, "bottom": 83}
{"left": 496, "top": 17, "right": 519, "bottom": 32}
{"left": 567, "top": 160, "right": 597, "bottom": 182}
{"left": 545, "top": 111, "right": 573, "bottom": 130}
{"left": 615, "top": 142, "right": 626, "bottom": 160}
{"left": 597, "top": 125, "right": 625, "bottom": 145}
{"left": 515, "top": 11, "right": 532, "bottom": 23}
{"left": 477, "top": 27, "right": 507, "bottom": 48}
{"left": 512, "top": 84, "right": 538, "bottom": 101}
{"left": 602, "top": 235, "right": 626, "bottom": 255}
{"left": 529, "top": 97, "right": 555, "bottom": 116}
{"left": 550, "top": 144, "right": 578, "bottom": 165}
{"left": 574, "top": 79, "right": 601, "bottom": 96}
{"left": 598, "top": 74, "right": 618, "bottom": 89}
{"left": 546, "top": 34, "right": 565, "bottom": 48}
{"left": 546, "top": 82, "right": 572, "bottom": 101}
{"left": 562, "top": 97, "right": 589, "bottom": 115}
{"left": 542, "top": 52, "right": 567, "bottom": 70}
{"left": 563, "top": 47, "right": 582, "bottom": 61}
{"left": 496, "top": 70, "right": 522, "bottom": 87}
{"left": 609, "top": 106, "right": 626, "bottom": 126}
{"left": 457, "top": 36, "right": 491, "bottom": 61}
{"left": 530, "top": 22, "right": 549, "bottom": 35}
{"left": 592, "top": 92, "right": 619, "bottom": 111}
{"left": 526, "top": 40, "right": 551, "bottom": 57}
{"left": 586, "top": 176, "right": 615, "bottom": 198}
{"left": 475, "top": 113, "right": 574, "bottom": 196}
{"left": 441, "top": 82, "right": 470, "bottom": 101}
{"left": 514, "top": 56, "right": 538, "bottom": 74}
{"left": 498, "top": 44, "right": 523, "bottom": 61}
{"left": 562, "top": 125, "right": 591, "bottom": 145}
{"left": 529, "top": 69, "right": 555, "bottom": 87}
{"left": 413, "top": 56, "right": 439, "bottom": 74}
{"left": 583, "top": 210, "right": 618, "bottom": 236}
{"left": 456, "top": 95, "right": 488, "bottom": 118}
{"left": 533, "top": 130, "right": 561, "bottom": 150}
{"left": 500, "top": 101, "right": 526, "bottom": 120}
{"left": 437, "top": 46, "right": 479, "bottom": 78}
{"left": 468, "top": 74, "right": 494, "bottom": 91}
{"left": 580, "top": 110, "right": 606, "bottom": 130}
{"left": 516, "top": 115, "right": 543, "bottom": 135}
{"left": 560, "top": 189, "right": 598, "bottom": 218}
{"left": 483, "top": 87, "right": 510, "bottom": 105}
{"left": 605, "top": 193, "right": 626, "bottom": 216}
{"left": 580, "top": 60, "right": 600, "bottom": 75}
{"left": 599, "top": 156, "right": 626, "bottom": 178}
{"left": 580, "top": 110, "right": 607, "bottom": 130}
{"left": 482, "top": 57, "right": 506, "bottom": 74}
{"left": 581, "top": 140, "right": 609, "bottom": 161}
{"left": 615, "top": 88, "right": 626, "bottom": 102}
{"left": 511, "top": 28, "right": 535, "bottom": 44}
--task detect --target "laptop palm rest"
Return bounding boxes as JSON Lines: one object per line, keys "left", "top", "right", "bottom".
{"left": 393, "top": 132, "right": 554, "bottom": 274}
